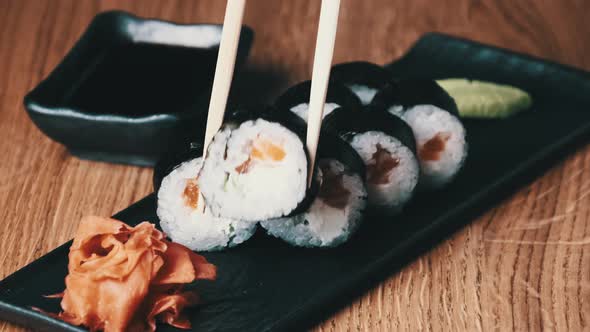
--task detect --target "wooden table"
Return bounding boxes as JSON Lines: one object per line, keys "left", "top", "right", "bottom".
{"left": 1, "top": 1, "right": 589, "bottom": 331}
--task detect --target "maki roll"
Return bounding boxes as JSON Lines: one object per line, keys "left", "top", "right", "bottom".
{"left": 330, "top": 61, "right": 391, "bottom": 105}
{"left": 155, "top": 141, "right": 256, "bottom": 252}
{"left": 198, "top": 109, "right": 311, "bottom": 221}
{"left": 274, "top": 80, "right": 362, "bottom": 122}
{"left": 370, "top": 80, "right": 468, "bottom": 190}
{"left": 371, "top": 80, "right": 459, "bottom": 117}
{"left": 324, "top": 107, "right": 419, "bottom": 215}
{"left": 261, "top": 132, "right": 368, "bottom": 248}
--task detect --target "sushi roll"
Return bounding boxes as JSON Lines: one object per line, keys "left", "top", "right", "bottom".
{"left": 370, "top": 80, "right": 459, "bottom": 117}
{"left": 198, "top": 109, "right": 313, "bottom": 221}
{"left": 155, "top": 141, "right": 256, "bottom": 252}
{"left": 330, "top": 61, "right": 391, "bottom": 105}
{"left": 153, "top": 137, "right": 204, "bottom": 192}
{"left": 274, "top": 80, "right": 362, "bottom": 122}
{"left": 261, "top": 132, "right": 368, "bottom": 248}
{"left": 323, "top": 107, "right": 419, "bottom": 215}
{"left": 370, "top": 80, "right": 468, "bottom": 189}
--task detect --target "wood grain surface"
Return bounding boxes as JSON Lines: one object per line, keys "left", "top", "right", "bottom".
{"left": 1, "top": 1, "right": 589, "bottom": 331}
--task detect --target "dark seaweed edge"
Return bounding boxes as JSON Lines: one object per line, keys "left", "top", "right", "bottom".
{"left": 323, "top": 106, "right": 417, "bottom": 154}
{"left": 370, "top": 80, "right": 459, "bottom": 116}
{"left": 317, "top": 131, "right": 367, "bottom": 180}
{"left": 274, "top": 80, "right": 362, "bottom": 113}
{"left": 153, "top": 139, "right": 205, "bottom": 192}
{"left": 330, "top": 61, "right": 391, "bottom": 90}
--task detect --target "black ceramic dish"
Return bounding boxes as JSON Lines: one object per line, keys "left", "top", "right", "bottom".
{"left": 24, "top": 11, "right": 253, "bottom": 166}
{"left": 3, "top": 33, "right": 590, "bottom": 331}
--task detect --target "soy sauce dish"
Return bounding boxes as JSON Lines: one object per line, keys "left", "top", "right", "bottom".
{"left": 24, "top": 11, "right": 253, "bottom": 166}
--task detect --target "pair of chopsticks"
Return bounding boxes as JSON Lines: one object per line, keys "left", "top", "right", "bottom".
{"left": 203, "top": 0, "right": 341, "bottom": 187}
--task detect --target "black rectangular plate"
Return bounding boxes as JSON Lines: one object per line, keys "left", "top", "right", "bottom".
{"left": 3, "top": 33, "right": 590, "bottom": 331}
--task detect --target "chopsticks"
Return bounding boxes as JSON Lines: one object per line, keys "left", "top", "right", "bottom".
{"left": 305, "top": 0, "right": 342, "bottom": 185}
{"left": 202, "top": 0, "right": 342, "bottom": 189}
{"left": 203, "top": 0, "right": 247, "bottom": 155}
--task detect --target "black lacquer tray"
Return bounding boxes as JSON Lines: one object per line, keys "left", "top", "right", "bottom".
{"left": 4, "top": 33, "right": 590, "bottom": 331}
{"left": 24, "top": 11, "right": 253, "bottom": 167}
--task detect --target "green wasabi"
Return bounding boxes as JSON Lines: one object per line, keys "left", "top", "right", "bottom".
{"left": 436, "top": 79, "right": 532, "bottom": 119}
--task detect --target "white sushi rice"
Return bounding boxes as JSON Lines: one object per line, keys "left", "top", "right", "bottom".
{"left": 386, "top": 105, "right": 405, "bottom": 117}
{"left": 350, "top": 131, "right": 419, "bottom": 214}
{"left": 290, "top": 102, "right": 340, "bottom": 122}
{"left": 261, "top": 159, "right": 367, "bottom": 248}
{"left": 402, "top": 105, "right": 468, "bottom": 189}
{"left": 199, "top": 119, "right": 308, "bottom": 221}
{"left": 348, "top": 84, "right": 378, "bottom": 105}
{"left": 157, "top": 157, "right": 257, "bottom": 251}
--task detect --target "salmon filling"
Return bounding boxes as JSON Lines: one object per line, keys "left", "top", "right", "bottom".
{"left": 419, "top": 132, "right": 451, "bottom": 161}
{"left": 318, "top": 162, "right": 351, "bottom": 209}
{"left": 38, "top": 216, "right": 216, "bottom": 332}
{"left": 251, "top": 139, "right": 286, "bottom": 161}
{"left": 235, "top": 138, "right": 286, "bottom": 174}
{"left": 366, "top": 144, "right": 400, "bottom": 185}
{"left": 183, "top": 179, "right": 200, "bottom": 208}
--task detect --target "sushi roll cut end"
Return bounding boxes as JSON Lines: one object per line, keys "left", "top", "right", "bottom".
{"left": 157, "top": 157, "right": 257, "bottom": 251}
{"left": 349, "top": 131, "right": 419, "bottom": 214}
{"left": 198, "top": 118, "right": 308, "bottom": 221}
{"left": 402, "top": 105, "right": 468, "bottom": 189}
{"left": 367, "top": 79, "right": 467, "bottom": 190}
{"left": 323, "top": 107, "right": 419, "bottom": 214}
{"left": 261, "top": 159, "right": 367, "bottom": 248}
